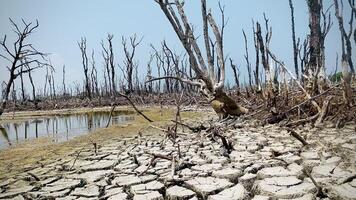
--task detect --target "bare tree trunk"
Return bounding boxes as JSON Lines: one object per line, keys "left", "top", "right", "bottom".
{"left": 229, "top": 58, "right": 240, "bottom": 90}
{"left": 91, "top": 50, "right": 99, "bottom": 97}
{"left": 334, "top": 0, "right": 355, "bottom": 74}
{"left": 242, "top": 30, "right": 252, "bottom": 87}
{"left": 107, "top": 34, "right": 116, "bottom": 94}
{"left": 152, "top": 0, "right": 248, "bottom": 118}
{"left": 334, "top": 0, "right": 355, "bottom": 106}
{"left": 78, "top": 37, "right": 91, "bottom": 99}
{"left": 20, "top": 66, "right": 25, "bottom": 101}
{"left": 28, "top": 68, "right": 36, "bottom": 106}
{"left": 289, "top": 0, "right": 299, "bottom": 79}
{"left": 121, "top": 35, "right": 142, "bottom": 94}
{"left": 306, "top": 0, "right": 322, "bottom": 95}
{"left": 252, "top": 21, "right": 260, "bottom": 88}
{"left": 0, "top": 19, "right": 48, "bottom": 116}
{"left": 62, "top": 65, "right": 66, "bottom": 95}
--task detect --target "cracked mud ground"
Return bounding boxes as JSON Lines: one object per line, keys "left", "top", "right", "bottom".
{"left": 0, "top": 120, "right": 355, "bottom": 200}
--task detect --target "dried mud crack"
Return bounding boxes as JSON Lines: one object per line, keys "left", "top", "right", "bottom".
{"left": 0, "top": 119, "right": 355, "bottom": 200}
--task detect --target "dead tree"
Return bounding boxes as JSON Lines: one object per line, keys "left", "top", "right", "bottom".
{"left": 62, "top": 65, "right": 66, "bottom": 95}
{"left": 146, "top": 54, "right": 154, "bottom": 93}
{"left": 255, "top": 17, "right": 276, "bottom": 106}
{"left": 252, "top": 20, "right": 260, "bottom": 88}
{"left": 242, "top": 29, "right": 252, "bottom": 87}
{"left": 229, "top": 58, "right": 240, "bottom": 90}
{"left": 121, "top": 34, "right": 142, "bottom": 94}
{"left": 27, "top": 65, "right": 36, "bottom": 105}
{"left": 334, "top": 0, "right": 355, "bottom": 106}
{"left": 0, "top": 19, "right": 48, "bottom": 116}
{"left": 101, "top": 34, "right": 116, "bottom": 95}
{"left": 90, "top": 50, "right": 99, "bottom": 97}
{"left": 289, "top": 0, "right": 300, "bottom": 79}
{"left": 305, "top": 0, "right": 323, "bottom": 95}
{"left": 78, "top": 37, "right": 91, "bottom": 99}
{"left": 20, "top": 65, "right": 26, "bottom": 101}
{"left": 150, "top": 0, "right": 248, "bottom": 118}
{"left": 334, "top": 0, "right": 355, "bottom": 74}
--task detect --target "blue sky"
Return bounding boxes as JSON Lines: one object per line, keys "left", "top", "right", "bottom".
{"left": 0, "top": 0, "right": 354, "bottom": 93}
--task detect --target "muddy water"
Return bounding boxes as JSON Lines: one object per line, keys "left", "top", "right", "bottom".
{"left": 0, "top": 111, "right": 135, "bottom": 149}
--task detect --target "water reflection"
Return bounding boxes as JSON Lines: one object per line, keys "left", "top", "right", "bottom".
{"left": 0, "top": 111, "right": 134, "bottom": 149}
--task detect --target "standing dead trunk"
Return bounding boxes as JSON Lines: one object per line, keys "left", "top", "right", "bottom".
{"left": 229, "top": 58, "right": 240, "bottom": 91}
{"left": 334, "top": 0, "right": 355, "bottom": 106}
{"left": 151, "top": 0, "right": 248, "bottom": 118}
{"left": 28, "top": 68, "right": 36, "bottom": 105}
{"left": 289, "top": 0, "right": 299, "bottom": 79}
{"left": 242, "top": 30, "right": 252, "bottom": 87}
{"left": 306, "top": 0, "right": 322, "bottom": 95}
{"left": 62, "top": 65, "right": 66, "bottom": 95}
{"left": 0, "top": 19, "right": 48, "bottom": 116}
{"left": 78, "top": 37, "right": 91, "bottom": 99}
{"left": 121, "top": 35, "right": 142, "bottom": 94}
{"left": 20, "top": 66, "right": 26, "bottom": 101}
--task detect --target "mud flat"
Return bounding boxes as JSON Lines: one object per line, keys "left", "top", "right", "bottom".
{"left": 0, "top": 109, "right": 355, "bottom": 199}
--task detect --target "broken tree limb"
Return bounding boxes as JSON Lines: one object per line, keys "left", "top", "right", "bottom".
{"left": 287, "top": 128, "right": 308, "bottom": 146}
{"left": 118, "top": 92, "right": 153, "bottom": 122}
{"left": 285, "top": 114, "right": 319, "bottom": 127}
{"left": 315, "top": 96, "right": 332, "bottom": 126}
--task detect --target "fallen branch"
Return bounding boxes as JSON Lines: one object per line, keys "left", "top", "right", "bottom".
{"left": 170, "top": 120, "right": 208, "bottom": 133}
{"left": 285, "top": 114, "right": 319, "bottom": 127}
{"left": 303, "top": 168, "right": 327, "bottom": 198}
{"left": 287, "top": 128, "right": 308, "bottom": 146}
{"left": 70, "top": 147, "right": 85, "bottom": 170}
{"left": 118, "top": 92, "right": 153, "bottom": 122}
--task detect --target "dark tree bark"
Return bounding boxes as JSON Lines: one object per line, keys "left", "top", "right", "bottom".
{"left": 27, "top": 66, "right": 36, "bottom": 106}
{"left": 62, "top": 65, "right": 66, "bottom": 95}
{"left": 229, "top": 58, "right": 239, "bottom": 90}
{"left": 242, "top": 30, "right": 252, "bottom": 87}
{"left": 20, "top": 66, "right": 26, "bottom": 101}
{"left": 90, "top": 50, "right": 99, "bottom": 96}
{"left": 306, "top": 0, "right": 322, "bottom": 94}
{"left": 334, "top": 0, "right": 355, "bottom": 74}
{"left": 252, "top": 20, "right": 260, "bottom": 88}
{"left": 152, "top": 0, "right": 248, "bottom": 118}
{"left": 289, "top": 0, "right": 299, "bottom": 79}
{"left": 78, "top": 37, "right": 91, "bottom": 99}
{"left": 0, "top": 19, "right": 48, "bottom": 116}
{"left": 121, "top": 34, "right": 142, "bottom": 94}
